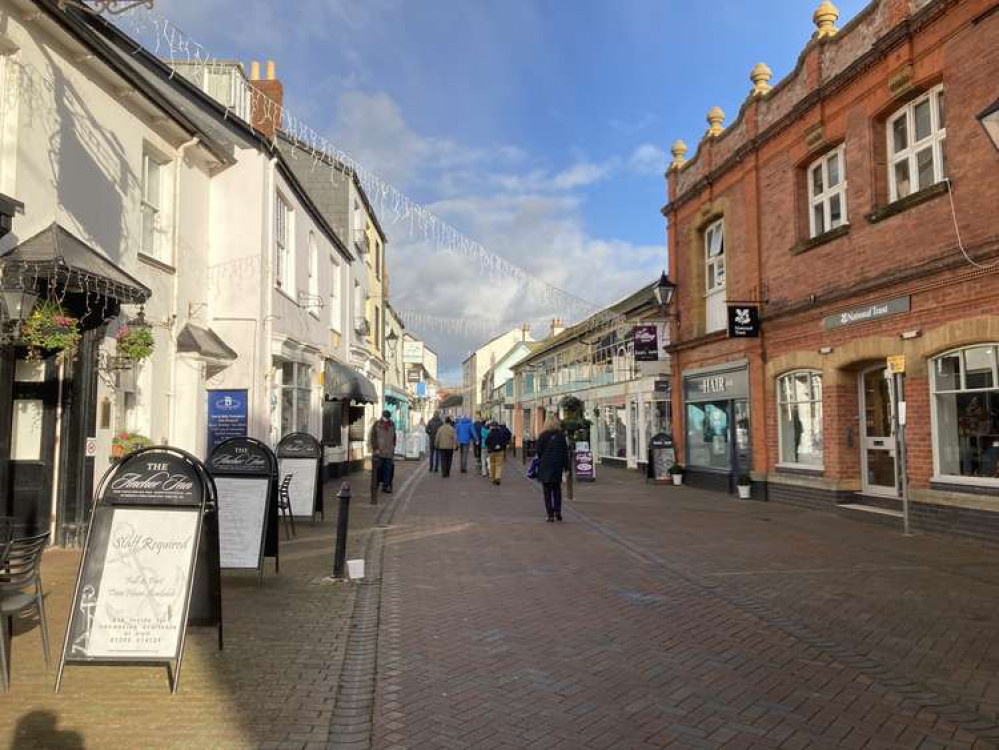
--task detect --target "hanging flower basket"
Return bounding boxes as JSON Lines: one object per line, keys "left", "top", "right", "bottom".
{"left": 20, "top": 302, "right": 81, "bottom": 362}
{"left": 111, "top": 432, "right": 152, "bottom": 459}
{"left": 116, "top": 324, "right": 155, "bottom": 362}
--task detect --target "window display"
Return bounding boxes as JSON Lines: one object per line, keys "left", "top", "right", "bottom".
{"left": 933, "top": 345, "right": 999, "bottom": 481}
{"left": 686, "top": 401, "right": 730, "bottom": 470}
{"left": 777, "top": 371, "right": 824, "bottom": 468}
{"left": 596, "top": 406, "right": 626, "bottom": 460}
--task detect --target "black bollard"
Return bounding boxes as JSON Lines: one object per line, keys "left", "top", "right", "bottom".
{"left": 332, "top": 481, "right": 351, "bottom": 579}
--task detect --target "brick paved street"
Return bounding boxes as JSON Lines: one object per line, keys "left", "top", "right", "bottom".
{"left": 0, "top": 463, "right": 415, "bottom": 750}
{"left": 372, "top": 459, "right": 999, "bottom": 750}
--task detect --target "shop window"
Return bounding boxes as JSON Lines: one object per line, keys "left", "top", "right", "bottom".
{"left": 686, "top": 402, "right": 730, "bottom": 470}
{"left": 596, "top": 406, "right": 627, "bottom": 460}
{"left": 777, "top": 371, "right": 824, "bottom": 468}
{"left": 932, "top": 345, "right": 999, "bottom": 483}
{"left": 808, "top": 146, "right": 847, "bottom": 238}
{"left": 278, "top": 361, "right": 312, "bottom": 437}
{"left": 348, "top": 405, "right": 366, "bottom": 442}
{"left": 322, "top": 400, "right": 344, "bottom": 447}
{"left": 887, "top": 86, "right": 946, "bottom": 202}
{"left": 704, "top": 219, "right": 725, "bottom": 333}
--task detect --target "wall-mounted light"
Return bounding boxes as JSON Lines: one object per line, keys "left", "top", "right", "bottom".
{"left": 819, "top": 346, "right": 834, "bottom": 355}
{"left": 899, "top": 330, "right": 922, "bottom": 340}
{"left": 979, "top": 98, "right": 999, "bottom": 153}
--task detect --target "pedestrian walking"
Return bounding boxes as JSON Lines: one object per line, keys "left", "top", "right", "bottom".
{"left": 471, "top": 416, "right": 483, "bottom": 475}
{"left": 537, "top": 415, "right": 569, "bottom": 522}
{"left": 368, "top": 410, "right": 397, "bottom": 494}
{"left": 479, "top": 420, "right": 491, "bottom": 476}
{"left": 435, "top": 417, "right": 458, "bottom": 478}
{"left": 426, "top": 412, "right": 443, "bottom": 473}
{"left": 485, "top": 421, "right": 511, "bottom": 485}
{"left": 456, "top": 415, "right": 474, "bottom": 473}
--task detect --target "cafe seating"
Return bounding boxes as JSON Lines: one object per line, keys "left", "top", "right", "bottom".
{"left": 0, "top": 531, "right": 51, "bottom": 692}
{"left": 278, "top": 474, "right": 296, "bottom": 539}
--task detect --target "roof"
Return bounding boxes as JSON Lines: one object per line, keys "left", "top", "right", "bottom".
{"left": 176, "top": 323, "right": 237, "bottom": 362}
{"left": 0, "top": 223, "right": 150, "bottom": 304}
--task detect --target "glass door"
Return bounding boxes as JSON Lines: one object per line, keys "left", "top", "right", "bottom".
{"left": 628, "top": 399, "right": 639, "bottom": 468}
{"left": 860, "top": 366, "right": 897, "bottom": 496}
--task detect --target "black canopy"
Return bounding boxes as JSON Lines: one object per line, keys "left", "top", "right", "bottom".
{"left": 177, "top": 323, "right": 238, "bottom": 362}
{"left": 324, "top": 359, "right": 378, "bottom": 404}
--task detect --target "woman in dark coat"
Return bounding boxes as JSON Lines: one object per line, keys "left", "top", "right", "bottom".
{"left": 536, "top": 415, "right": 569, "bottom": 522}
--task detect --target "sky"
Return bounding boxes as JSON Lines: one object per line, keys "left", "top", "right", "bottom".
{"left": 154, "top": 0, "right": 869, "bottom": 381}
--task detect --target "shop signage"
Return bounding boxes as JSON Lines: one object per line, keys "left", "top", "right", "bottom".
{"left": 276, "top": 432, "right": 322, "bottom": 520}
{"left": 57, "top": 448, "right": 221, "bottom": 694}
{"left": 727, "top": 305, "right": 760, "bottom": 338}
{"left": 208, "top": 438, "right": 278, "bottom": 578}
{"left": 683, "top": 366, "right": 750, "bottom": 403}
{"left": 574, "top": 449, "right": 596, "bottom": 482}
{"left": 647, "top": 433, "right": 676, "bottom": 482}
{"left": 823, "top": 296, "right": 910, "bottom": 330}
{"left": 653, "top": 379, "right": 671, "bottom": 394}
{"left": 415, "top": 381, "right": 427, "bottom": 397}
{"left": 887, "top": 355, "right": 906, "bottom": 375}
{"left": 633, "top": 324, "right": 659, "bottom": 362}
{"left": 403, "top": 341, "right": 424, "bottom": 363}
{"left": 406, "top": 366, "right": 422, "bottom": 383}
{"left": 85, "top": 437, "right": 97, "bottom": 458}
{"left": 207, "top": 389, "right": 248, "bottom": 453}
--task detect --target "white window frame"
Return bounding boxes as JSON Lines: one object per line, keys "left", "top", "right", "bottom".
{"left": 776, "top": 370, "right": 824, "bottom": 469}
{"left": 329, "top": 255, "right": 342, "bottom": 333}
{"left": 141, "top": 150, "right": 170, "bottom": 264}
{"left": 278, "top": 360, "right": 313, "bottom": 436}
{"left": 808, "top": 145, "right": 848, "bottom": 238}
{"left": 704, "top": 218, "right": 726, "bottom": 333}
{"left": 274, "top": 191, "right": 293, "bottom": 293}
{"left": 887, "top": 85, "right": 947, "bottom": 202}
{"left": 307, "top": 232, "right": 319, "bottom": 318}
{"left": 930, "top": 344, "right": 999, "bottom": 487}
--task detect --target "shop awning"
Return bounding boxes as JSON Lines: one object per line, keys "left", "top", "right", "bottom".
{"left": 384, "top": 386, "right": 412, "bottom": 404}
{"left": 325, "top": 359, "right": 378, "bottom": 404}
{"left": 0, "top": 223, "right": 150, "bottom": 304}
{"left": 439, "top": 394, "right": 463, "bottom": 409}
{"left": 177, "top": 323, "right": 238, "bottom": 362}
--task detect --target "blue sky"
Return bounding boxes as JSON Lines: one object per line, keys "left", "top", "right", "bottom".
{"left": 155, "top": 0, "right": 870, "bottom": 377}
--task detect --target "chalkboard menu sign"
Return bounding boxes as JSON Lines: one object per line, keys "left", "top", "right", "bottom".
{"left": 208, "top": 438, "right": 278, "bottom": 581}
{"left": 647, "top": 433, "right": 676, "bottom": 483}
{"left": 56, "top": 448, "right": 220, "bottom": 694}
{"left": 277, "top": 433, "right": 323, "bottom": 521}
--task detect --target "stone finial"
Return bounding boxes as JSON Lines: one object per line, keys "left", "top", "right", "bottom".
{"left": 706, "top": 106, "right": 725, "bottom": 137}
{"left": 669, "top": 140, "right": 688, "bottom": 170}
{"left": 750, "top": 63, "right": 773, "bottom": 96}
{"left": 813, "top": 0, "right": 840, "bottom": 38}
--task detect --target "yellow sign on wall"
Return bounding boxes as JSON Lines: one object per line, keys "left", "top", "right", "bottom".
{"left": 887, "top": 355, "right": 906, "bottom": 374}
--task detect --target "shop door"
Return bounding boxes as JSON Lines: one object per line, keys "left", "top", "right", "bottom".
{"left": 5, "top": 358, "right": 59, "bottom": 535}
{"left": 628, "top": 399, "right": 639, "bottom": 468}
{"left": 860, "top": 366, "right": 897, "bottom": 496}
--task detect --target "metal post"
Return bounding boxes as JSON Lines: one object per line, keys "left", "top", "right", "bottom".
{"left": 566, "top": 438, "right": 574, "bottom": 501}
{"left": 333, "top": 482, "right": 351, "bottom": 579}
{"left": 369, "top": 457, "right": 378, "bottom": 505}
{"left": 894, "top": 373, "right": 911, "bottom": 536}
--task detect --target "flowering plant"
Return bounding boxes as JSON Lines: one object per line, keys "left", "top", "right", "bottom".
{"left": 21, "top": 302, "right": 81, "bottom": 362}
{"left": 115, "top": 325, "right": 154, "bottom": 361}
{"left": 111, "top": 432, "right": 152, "bottom": 457}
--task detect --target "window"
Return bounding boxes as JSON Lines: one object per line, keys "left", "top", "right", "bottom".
{"left": 278, "top": 361, "right": 312, "bottom": 437}
{"left": 686, "top": 402, "right": 730, "bottom": 470}
{"left": 777, "top": 371, "right": 824, "bottom": 468}
{"left": 596, "top": 406, "right": 627, "bottom": 460}
{"left": 307, "top": 232, "right": 319, "bottom": 316}
{"left": 888, "top": 86, "right": 946, "bottom": 201}
{"left": 373, "top": 305, "right": 380, "bottom": 349}
{"left": 375, "top": 240, "right": 382, "bottom": 280}
{"left": 329, "top": 256, "right": 341, "bottom": 332}
{"left": 141, "top": 151, "right": 169, "bottom": 262}
{"left": 932, "top": 345, "right": 999, "bottom": 483}
{"left": 808, "top": 146, "right": 847, "bottom": 237}
{"left": 274, "top": 192, "right": 293, "bottom": 291}
{"left": 704, "top": 219, "right": 726, "bottom": 333}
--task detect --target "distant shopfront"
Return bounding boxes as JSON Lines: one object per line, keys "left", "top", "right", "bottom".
{"left": 589, "top": 376, "right": 671, "bottom": 470}
{"left": 682, "top": 360, "right": 751, "bottom": 492}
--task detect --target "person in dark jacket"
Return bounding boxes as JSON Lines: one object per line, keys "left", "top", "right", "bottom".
{"left": 426, "top": 413, "right": 443, "bottom": 473}
{"left": 484, "top": 421, "right": 511, "bottom": 485}
{"left": 471, "top": 417, "right": 484, "bottom": 475}
{"left": 536, "top": 415, "right": 569, "bottom": 522}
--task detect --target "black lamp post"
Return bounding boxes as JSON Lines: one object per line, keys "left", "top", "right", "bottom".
{"left": 653, "top": 270, "right": 677, "bottom": 312}
{"left": 980, "top": 99, "right": 999, "bottom": 153}
{"left": 385, "top": 329, "right": 399, "bottom": 359}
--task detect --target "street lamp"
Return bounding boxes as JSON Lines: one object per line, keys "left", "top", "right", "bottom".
{"left": 0, "top": 286, "right": 39, "bottom": 324}
{"left": 979, "top": 98, "right": 999, "bottom": 153}
{"left": 653, "top": 270, "right": 677, "bottom": 311}
{"left": 385, "top": 329, "right": 399, "bottom": 359}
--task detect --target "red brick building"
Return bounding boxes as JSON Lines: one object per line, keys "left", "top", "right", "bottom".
{"left": 663, "top": 0, "right": 999, "bottom": 540}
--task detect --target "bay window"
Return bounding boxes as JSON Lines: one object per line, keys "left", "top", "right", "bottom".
{"left": 888, "top": 86, "right": 947, "bottom": 201}
{"left": 777, "top": 371, "right": 824, "bottom": 468}
{"left": 932, "top": 345, "right": 999, "bottom": 483}
{"left": 704, "top": 219, "right": 725, "bottom": 333}
{"left": 808, "top": 146, "right": 847, "bottom": 237}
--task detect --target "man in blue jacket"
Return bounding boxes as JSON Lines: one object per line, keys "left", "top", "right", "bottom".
{"left": 456, "top": 415, "right": 474, "bottom": 473}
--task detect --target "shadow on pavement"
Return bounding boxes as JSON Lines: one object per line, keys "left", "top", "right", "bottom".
{"left": 11, "top": 711, "right": 85, "bottom": 749}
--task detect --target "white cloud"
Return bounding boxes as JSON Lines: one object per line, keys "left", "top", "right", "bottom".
{"left": 628, "top": 143, "right": 667, "bottom": 176}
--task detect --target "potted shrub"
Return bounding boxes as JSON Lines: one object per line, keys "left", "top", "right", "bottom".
{"left": 737, "top": 473, "right": 752, "bottom": 499}
{"left": 668, "top": 463, "right": 684, "bottom": 486}
{"left": 111, "top": 432, "right": 152, "bottom": 459}
{"left": 21, "top": 302, "right": 81, "bottom": 362}
{"left": 116, "top": 324, "right": 155, "bottom": 362}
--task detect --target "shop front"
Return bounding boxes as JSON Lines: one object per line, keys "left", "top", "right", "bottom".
{"left": 384, "top": 386, "right": 412, "bottom": 457}
{"left": 682, "top": 361, "right": 751, "bottom": 493}
{"left": 589, "top": 377, "right": 671, "bottom": 470}
{"left": 322, "top": 358, "right": 378, "bottom": 478}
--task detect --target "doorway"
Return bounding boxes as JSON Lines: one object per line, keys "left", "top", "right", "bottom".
{"left": 859, "top": 366, "right": 897, "bottom": 496}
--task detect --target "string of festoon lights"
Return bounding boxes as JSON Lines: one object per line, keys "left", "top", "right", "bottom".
{"left": 95, "top": 4, "right": 603, "bottom": 334}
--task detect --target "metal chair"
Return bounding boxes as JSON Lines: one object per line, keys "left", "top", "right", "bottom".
{"left": 0, "top": 517, "right": 14, "bottom": 569}
{"left": 0, "top": 531, "right": 51, "bottom": 692}
{"left": 277, "top": 474, "right": 296, "bottom": 539}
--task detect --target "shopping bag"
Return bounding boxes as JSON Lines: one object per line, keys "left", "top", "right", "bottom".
{"left": 526, "top": 455, "right": 540, "bottom": 480}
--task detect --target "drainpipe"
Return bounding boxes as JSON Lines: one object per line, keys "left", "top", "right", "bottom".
{"left": 263, "top": 156, "right": 278, "bottom": 442}
{"left": 167, "top": 136, "right": 199, "bottom": 448}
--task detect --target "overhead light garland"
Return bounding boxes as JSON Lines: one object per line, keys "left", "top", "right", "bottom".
{"left": 58, "top": 1, "right": 155, "bottom": 14}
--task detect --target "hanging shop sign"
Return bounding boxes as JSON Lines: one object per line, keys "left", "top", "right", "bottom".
{"left": 276, "top": 432, "right": 323, "bottom": 520}
{"left": 574, "top": 448, "right": 596, "bottom": 482}
{"left": 208, "top": 438, "right": 279, "bottom": 581}
{"left": 406, "top": 366, "right": 422, "bottom": 383}
{"left": 56, "top": 448, "right": 221, "bottom": 694}
{"left": 653, "top": 379, "right": 671, "bottom": 394}
{"left": 633, "top": 324, "right": 659, "bottom": 362}
{"left": 206, "top": 389, "right": 248, "bottom": 453}
{"left": 647, "top": 433, "right": 676, "bottom": 482}
{"left": 823, "top": 296, "right": 910, "bottom": 330}
{"left": 403, "top": 340, "right": 424, "bottom": 363}
{"left": 727, "top": 305, "right": 760, "bottom": 338}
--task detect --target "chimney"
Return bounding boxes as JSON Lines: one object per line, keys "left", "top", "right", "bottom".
{"left": 521, "top": 323, "right": 530, "bottom": 341}
{"left": 549, "top": 319, "right": 565, "bottom": 339}
{"left": 249, "top": 58, "right": 283, "bottom": 140}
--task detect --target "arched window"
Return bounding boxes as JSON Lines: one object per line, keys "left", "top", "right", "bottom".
{"left": 777, "top": 370, "right": 823, "bottom": 468}
{"left": 931, "top": 345, "right": 999, "bottom": 482}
